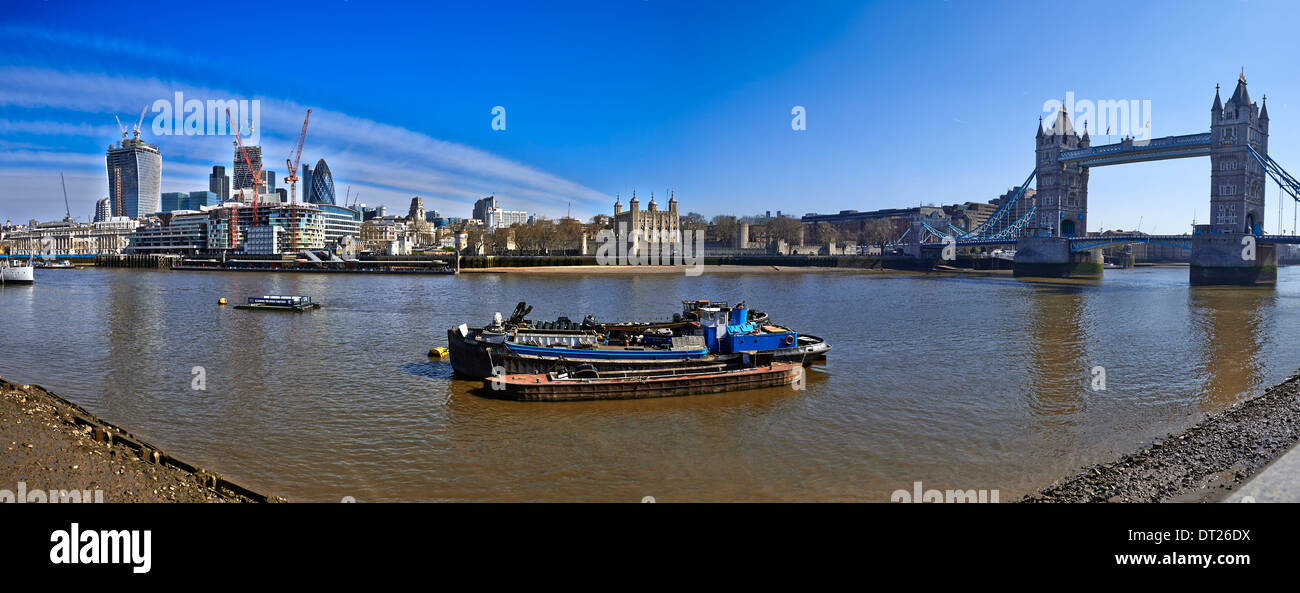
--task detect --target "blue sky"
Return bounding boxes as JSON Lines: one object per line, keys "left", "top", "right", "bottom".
{"left": 2, "top": 0, "right": 1299, "bottom": 234}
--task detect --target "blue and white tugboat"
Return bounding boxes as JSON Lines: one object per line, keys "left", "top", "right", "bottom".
{"left": 447, "top": 300, "right": 829, "bottom": 379}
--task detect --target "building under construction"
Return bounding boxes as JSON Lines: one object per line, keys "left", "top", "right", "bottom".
{"left": 126, "top": 202, "right": 360, "bottom": 256}
{"left": 105, "top": 135, "right": 161, "bottom": 219}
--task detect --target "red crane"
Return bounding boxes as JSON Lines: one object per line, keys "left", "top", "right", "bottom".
{"left": 284, "top": 109, "right": 311, "bottom": 203}
{"left": 226, "top": 108, "right": 263, "bottom": 247}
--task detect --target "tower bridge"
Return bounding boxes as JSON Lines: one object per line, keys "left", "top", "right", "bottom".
{"left": 904, "top": 72, "right": 1300, "bottom": 285}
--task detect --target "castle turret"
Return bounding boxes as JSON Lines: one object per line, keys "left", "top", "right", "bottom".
{"left": 1035, "top": 105, "right": 1088, "bottom": 237}
{"left": 1209, "top": 72, "right": 1267, "bottom": 234}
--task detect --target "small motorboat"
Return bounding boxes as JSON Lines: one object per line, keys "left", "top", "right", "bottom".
{"left": 233, "top": 295, "right": 320, "bottom": 311}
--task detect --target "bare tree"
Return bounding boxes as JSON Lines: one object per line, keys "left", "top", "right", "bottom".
{"left": 556, "top": 218, "right": 583, "bottom": 245}
{"left": 860, "top": 218, "right": 902, "bottom": 246}
{"left": 490, "top": 226, "right": 514, "bottom": 251}
{"left": 812, "top": 221, "right": 841, "bottom": 244}
{"left": 767, "top": 217, "right": 804, "bottom": 245}
{"left": 711, "top": 215, "right": 738, "bottom": 244}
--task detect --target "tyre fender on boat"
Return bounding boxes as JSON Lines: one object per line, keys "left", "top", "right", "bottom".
{"left": 783, "top": 334, "right": 795, "bottom": 346}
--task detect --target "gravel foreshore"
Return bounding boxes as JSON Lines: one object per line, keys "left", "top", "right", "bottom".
{"left": 0, "top": 377, "right": 278, "bottom": 503}
{"left": 1025, "top": 371, "right": 1300, "bottom": 503}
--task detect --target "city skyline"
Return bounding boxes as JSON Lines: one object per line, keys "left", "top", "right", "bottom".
{"left": 2, "top": 0, "right": 1300, "bottom": 235}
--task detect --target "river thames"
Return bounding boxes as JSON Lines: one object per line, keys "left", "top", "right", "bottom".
{"left": 1, "top": 266, "right": 1296, "bottom": 501}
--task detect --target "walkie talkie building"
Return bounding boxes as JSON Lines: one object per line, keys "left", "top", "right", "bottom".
{"left": 105, "top": 134, "right": 161, "bottom": 219}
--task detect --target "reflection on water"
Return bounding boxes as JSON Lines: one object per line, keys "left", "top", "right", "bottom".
{"left": 1190, "top": 287, "right": 1273, "bottom": 412}
{"left": 1024, "top": 283, "right": 1090, "bottom": 418}
{"left": 2, "top": 266, "right": 1300, "bottom": 501}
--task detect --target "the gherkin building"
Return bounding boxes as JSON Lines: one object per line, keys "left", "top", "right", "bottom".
{"left": 306, "top": 158, "right": 336, "bottom": 205}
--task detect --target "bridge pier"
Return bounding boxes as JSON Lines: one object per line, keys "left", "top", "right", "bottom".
{"left": 1012, "top": 237, "right": 1103, "bottom": 278}
{"left": 1189, "top": 233, "right": 1276, "bottom": 286}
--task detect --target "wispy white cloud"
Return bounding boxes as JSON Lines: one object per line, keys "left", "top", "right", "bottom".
{"left": 0, "top": 23, "right": 203, "bottom": 70}
{"left": 0, "top": 66, "right": 610, "bottom": 222}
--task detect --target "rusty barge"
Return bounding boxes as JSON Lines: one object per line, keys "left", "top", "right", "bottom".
{"left": 490, "top": 360, "right": 804, "bottom": 402}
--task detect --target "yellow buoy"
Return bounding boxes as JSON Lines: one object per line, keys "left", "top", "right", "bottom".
{"left": 218, "top": 298, "right": 228, "bottom": 305}
{"left": 428, "top": 346, "right": 449, "bottom": 358}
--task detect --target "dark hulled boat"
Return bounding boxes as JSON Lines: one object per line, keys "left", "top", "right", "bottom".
{"left": 489, "top": 360, "right": 804, "bottom": 402}
{"left": 447, "top": 300, "right": 829, "bottom": 379}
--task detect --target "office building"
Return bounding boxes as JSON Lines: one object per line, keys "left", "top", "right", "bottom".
{"left": 244, "top": 225, "right": 284, "bottom": 255}
{"left": 232, "top": 146, "right": 262, "bottom": 191}
{"left": 473, "top": 194, "right": 530, "bottom": 230}
{"left": 105, "top": 132, "right": 162, "bottom": 219}
{"left": 305, "top": 158, "right": 336, "bottom": 205}
{"left": 209, "top": 165, "right": 230, "bottom": 201}
{"left": 93, "top": 197, "right": 111, "bottom": 223}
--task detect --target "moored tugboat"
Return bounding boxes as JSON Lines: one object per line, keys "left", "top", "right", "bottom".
{"left": 446, "top": 300, "right": 829, "bottom": 399}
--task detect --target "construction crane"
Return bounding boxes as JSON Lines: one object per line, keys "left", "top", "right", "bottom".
{"left": 132, "top": 105, "right": 147, "bottom": 138}
{"left": 283, "top": 109, "right": 311, "bottom": 203}
{"left": 59, "top": 172, "right": 72, "bottom": 222}
{"left": 226, "top": 108, "right": 263, "bottom": 246}
{"left": 112, "top": 105, "right": 147, "bottom": 141}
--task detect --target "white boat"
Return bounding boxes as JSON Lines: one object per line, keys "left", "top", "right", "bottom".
{"left": 0, "top": 258, "right": 35, "bottom": 284}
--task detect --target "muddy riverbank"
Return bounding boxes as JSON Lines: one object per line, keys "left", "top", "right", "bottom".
{"left": 1025, "top": 371, "right": 1300, "bottom": 503}
{"left": 0, "top": 377, "right": 278, "bottom": 503}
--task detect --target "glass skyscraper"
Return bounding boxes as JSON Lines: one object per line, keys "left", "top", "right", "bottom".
{"left": 233, "top": 146, "right": 262, "bottom": 191}
{"left": 306, "top": 158, "right": 336, "bottom": 205}
{"left": 209, "top": 165, "right": 230, "bottom": 201}
{"left": 105, "top": 135, "right": 161, "bottom": 219}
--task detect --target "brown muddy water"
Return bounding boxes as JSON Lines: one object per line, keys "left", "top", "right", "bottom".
{"left": 0, "top": 266, "right": 1293, "bottom": 501}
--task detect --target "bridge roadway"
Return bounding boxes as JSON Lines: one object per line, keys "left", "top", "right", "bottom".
{"left": 941, "top": 234, "right": 1300, "bottom": 250}
{"left": 1058, "top": 133, "right": 1212, "bottom": 167}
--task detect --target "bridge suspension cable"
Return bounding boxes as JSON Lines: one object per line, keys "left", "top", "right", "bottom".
{"left": 984, "top": 201, "right": 1037, "bottom": 241}
{"left": 947, "top": 169, "right": 1037, "bottom": 241}
{"left": 1247, "top": 146, "right": 1300, "bottom": 203}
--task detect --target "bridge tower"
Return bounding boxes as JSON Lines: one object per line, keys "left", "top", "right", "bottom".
{"left": 1208, "top": 74, "right": 1269, "bottom": 234}
{"left": 1014, "top": 107, "right": 1102, "bottom": 277}
{"left": 1191, "top": 73, "right": 1276, "bottom": 285}
{"left": 1034, "top": 106, "right": 1091, "bottom": 237}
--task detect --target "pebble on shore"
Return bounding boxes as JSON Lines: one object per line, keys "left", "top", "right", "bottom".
{"left": 1024, "top": 372, "right": 1300, "bottom": 503}
{"left": 0, "top": 377, "right": 276, "bottom": 503}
